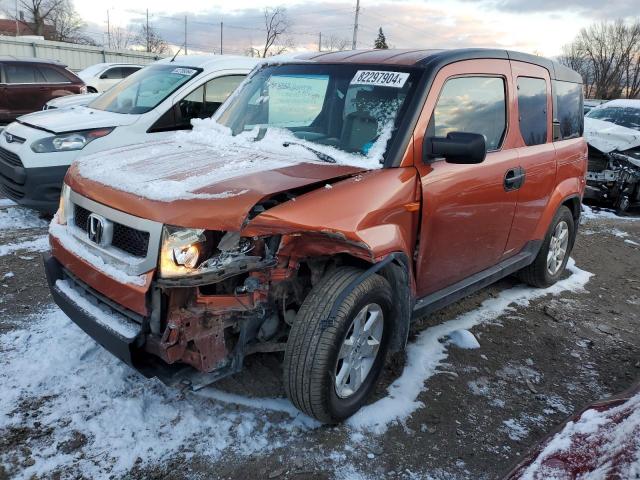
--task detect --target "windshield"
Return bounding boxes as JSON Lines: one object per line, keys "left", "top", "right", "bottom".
{"left": 216, "top": 64, "right": 420, "bottom": 161}
{"left": 88, "top": 65, "right": 201, "bottom": 115}
{"left": 587, "top": 106, "right": 640, "bottom": 131}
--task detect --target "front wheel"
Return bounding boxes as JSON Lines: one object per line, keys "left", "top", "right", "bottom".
{"left": 283, "top": 267, "right": 392, "bottom": 424}
{"left": 518, "top": 206, "right": 575, "bottom": 288}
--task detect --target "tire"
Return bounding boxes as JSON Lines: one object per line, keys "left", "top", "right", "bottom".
{"left": 518, "top": 206, "right": 575, "bottom": 288}
{"left": 283, "top": 267, "right": 392, "bottom": 424}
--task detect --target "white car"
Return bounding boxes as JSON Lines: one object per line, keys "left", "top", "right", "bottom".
{"left": 77, "top": 63, "right": 144, "bottom": 93}
{"left": 0, "top": 55, "right": 259, "bottom": 213}
{"left": 43, "top": 93, "right": 100, "bottom": 110}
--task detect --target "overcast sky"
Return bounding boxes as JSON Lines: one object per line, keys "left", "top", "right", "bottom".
{"left": 18, "top": 0, "right": 640, "bottom": 56}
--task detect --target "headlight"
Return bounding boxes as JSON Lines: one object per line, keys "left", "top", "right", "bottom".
{"left": 31, "top": 127, "right": 114, "bottom": 153}
{"left": 56, "top": 183, "right": 71, "bottom": 225}
{"left": 159, "top": 226, "right": 206, "bottom": 278}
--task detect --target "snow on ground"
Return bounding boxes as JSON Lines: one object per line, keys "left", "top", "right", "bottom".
{"left": 517, "top": 390, "right": 640, "bottom": 479}
{"left": 0, "top": 308, "right": 314, "bottom": 479}
{"left": 582, "top": 204, "right": 640, "bottom": 222}
{"left": 0, "top": 235, "right": 48, "bottom": 257}
{"left": 0, "top": 198, "right": 16, "bottom": 207}
{"left": 347, "top": 259, "right": 593, "bottom": 433}
{"left": 0, "top": 206, "right": 48, "bottom": 231}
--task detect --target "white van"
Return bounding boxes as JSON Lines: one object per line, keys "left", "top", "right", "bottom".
{"left": 0, "top": 55, "right": 259, "bottom": 213}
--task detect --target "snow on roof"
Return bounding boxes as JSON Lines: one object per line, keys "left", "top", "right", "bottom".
{"left": 592, "top": 99, "right": 640, "bottom": 110}
{"left": 155, "top": 54, "right": 261, "bottom": 71}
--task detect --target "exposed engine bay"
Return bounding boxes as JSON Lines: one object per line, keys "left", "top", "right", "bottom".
{"left": 585, "top": 146, "right": 640, "bottom": 212}
{"left": 584, "top": 112, "right": 640, "bottom": 213}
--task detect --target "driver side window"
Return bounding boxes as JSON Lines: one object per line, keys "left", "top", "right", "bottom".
{"left": 430, "top": 76, "right": 507, "bottom": 151}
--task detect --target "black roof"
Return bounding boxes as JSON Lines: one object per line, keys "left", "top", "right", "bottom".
{"left": 295, "top": 48, "right": 582, "bottom": 84}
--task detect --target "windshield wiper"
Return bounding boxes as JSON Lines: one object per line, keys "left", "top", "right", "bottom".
{"left": 282, "top": 141, "right": 337, "bottom": 164}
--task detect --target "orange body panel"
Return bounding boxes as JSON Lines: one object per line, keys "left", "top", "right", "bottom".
{"left": 412, "top": 59, "right": 520, "bottom": 295}
{"left": 50, "top": 235, "right": 152, "bottom": 316}
{"left": 243, "top": 167, "right": 420, "bottom": 264}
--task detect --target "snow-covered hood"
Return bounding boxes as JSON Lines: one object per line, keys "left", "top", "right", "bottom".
{"left": 65, "top": 138, "right": 366, "bottom": 231}
{"left": 18, "top": 105, "right": 138, "bottom": 134}
{"left": 45, "top": 93, "right": 100, "bottom": 110}
{"left": 584, "top": 117, "right": 640, "bottom": 154}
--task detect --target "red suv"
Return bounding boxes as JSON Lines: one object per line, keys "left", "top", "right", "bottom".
{"left": 0, "top": 57, "right": 86, "bottom": 123}
{"left": 44, "top": 49, "right": 587, "bottom": 423}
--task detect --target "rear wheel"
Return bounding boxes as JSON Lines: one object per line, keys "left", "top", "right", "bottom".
{"left": 518, "top": 206, "right": 575, "bottom": 288}
{"left": 283, "top": 267, "right": 392, "bottom": 424}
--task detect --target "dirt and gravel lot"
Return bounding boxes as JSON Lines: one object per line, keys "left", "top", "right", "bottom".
{"left": 0, "top": 197, "right": 638, "bottom": 480}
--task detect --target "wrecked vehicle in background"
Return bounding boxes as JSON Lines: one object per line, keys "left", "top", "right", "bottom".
{"left": 584, "top": 100, "right": 640, "bottom": 213}
{"left": 43, "top": 49, "right": 586, "bottom": 423}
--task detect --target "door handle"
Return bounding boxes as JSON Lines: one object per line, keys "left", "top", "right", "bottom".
{"left": 504, "top": 167, "right": 526, "bottom": 191}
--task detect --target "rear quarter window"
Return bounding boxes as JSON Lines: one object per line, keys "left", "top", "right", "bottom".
{"left": 554, "top": 80, "right": 583, "bottom": 140}
{"left": 517, "top": 77, "right": 548, "bottom": 146}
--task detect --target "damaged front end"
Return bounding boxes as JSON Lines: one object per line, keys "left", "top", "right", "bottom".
{"left": 139, "top": 227, "right": 292, "bottom": 387}
{"left": 585, "top": 146, "right": 640, "bottom": 212}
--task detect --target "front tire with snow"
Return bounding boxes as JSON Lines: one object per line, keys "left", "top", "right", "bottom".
{"left": 283, "top": 267, "right": 392, "bottom": 424}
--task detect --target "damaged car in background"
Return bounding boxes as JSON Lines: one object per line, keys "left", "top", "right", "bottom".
{"left": 584, "top": 99, "right": 640, "bottom": 213}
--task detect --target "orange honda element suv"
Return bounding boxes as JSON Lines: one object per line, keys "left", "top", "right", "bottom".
{"left": 44, "top": 49, "right": 586, "bottom": 423}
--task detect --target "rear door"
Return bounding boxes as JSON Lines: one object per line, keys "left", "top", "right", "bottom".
{"left": 4, "top": 62, "right": 47, "bottom": 116}
{"left": 37, "top": 64, "right": 75, "bottom": 102}
{"left": 413, "top": 59, "right": 521, "bottom": 296}
{"left": 503, "top": 61, "right": 556, "bottom": 254}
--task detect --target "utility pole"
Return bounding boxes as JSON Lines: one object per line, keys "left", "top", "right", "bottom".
{"left": 220, "top": 21, "right": 223, "bottom": 55}
{"left": 14, "top": 0, "right": 19, "bottom": 36}
{"left": 318, "top": 32, "right": 322, "bottom": 52}
{"left": 184, "top": 16, "right": 187, "bottom": 54}
{"left": 107, "top": 10, "right": 110, "bottom": 49}
{"left": 351, "top": 0, "right": 360, "bottom": 50}
{"left": 146, "top": 9, "right": 149, "bottom": 52}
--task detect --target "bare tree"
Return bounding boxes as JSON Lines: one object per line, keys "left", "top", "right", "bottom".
{"left": 560, "top": 20, "right": 640, "bottom": 99}
{"left": 322, "top": 34, "right": 349, "bottom": 52}
{"left": 135, "top": 24, "right": 169, "bottom": 54}
{"left": 259, "top": 7, "right": 292, "bottom": 58}
{"left": 110, "top": 26, "right": 134, "bottom": 50}
{"left": 49, "top": 0, "right": 86, "bottom": 42}
{"left": 14, "top": 0, "right": 62, "bottom": 37}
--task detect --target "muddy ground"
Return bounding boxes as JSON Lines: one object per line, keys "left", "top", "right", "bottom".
{"left": 0, "top": 198, "right": 638, "bottom": 480}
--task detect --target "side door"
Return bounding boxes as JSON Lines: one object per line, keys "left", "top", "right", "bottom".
{"left": 413, "top": 59, "right": 521, "bottom": 296}
{"left": 503, "top": 62, "right": 556, "bottom": 255}
{"left": 97, "top": 67, "right": 123, "bottom": 91}
{"left": 4, "top": 62, "right": 46, "bottom": 116}
{"left": 37, "top": 65, "right": 74, "bottom": 102}
{"left": 147, "top": 74, "right": 246, "bottom": 133}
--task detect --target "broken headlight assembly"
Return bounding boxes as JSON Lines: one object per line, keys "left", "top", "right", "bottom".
{"left": 159, "top": 226, "right": 263, "bottom": 280}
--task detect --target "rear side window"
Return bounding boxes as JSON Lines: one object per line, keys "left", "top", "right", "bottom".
{"left": 517, "top": 77, "right": 547, "bottom": 146}
{"left": 5, "top": 64, "right": 43, "bottom": 83}
{"left": 39, "top": 66, "right": 70, "bottom": 83}
{"left": 102, "top": 67, "right": 123, "bottom": 79}
{"left": 554, "top": 81, "right": 583, "bottom": 140}
{"left": 121, "top": 67, "right": 141, "bottom": 77}
{"left": 431, "top": 76, "right": 507, "bottom": 151}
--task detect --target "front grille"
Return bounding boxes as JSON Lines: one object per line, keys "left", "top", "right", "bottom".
{"left": 0, "top": 181, "right": 24, "bottom": 199}
{"left": 74, "top": 204, "right": 150, "bottom": 258}
{"left": 0, "top": 146, "right": 23, "bottom": 168}
{"left": 112, "top": 224, "right": 150, "bottom": 257}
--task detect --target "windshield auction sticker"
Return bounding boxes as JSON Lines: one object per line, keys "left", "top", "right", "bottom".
{"left": 350, "top": 70, "right": 409, "bottom": 88}
{"left": 171, "top": 67, "right": 197, "bottom": 76}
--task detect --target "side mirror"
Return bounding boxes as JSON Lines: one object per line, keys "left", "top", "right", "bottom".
{"left": 424, "top": 131, "right": 486, "bottom": 164}
{"left": 99, "top": 73, "right": 109, "bottom": 79}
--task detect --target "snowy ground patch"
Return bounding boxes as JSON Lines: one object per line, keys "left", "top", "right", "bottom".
{"left": 0, "top": 206, "right": 47, "bottom": 231}
{"left": 0, "top": 309, "right": 314, "bottom": 479}
{"left": 0, "top": 235, "right": 48, "bottom": 257}
{"left": 347, "top": 259, "right": 593, "bottom": 433}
